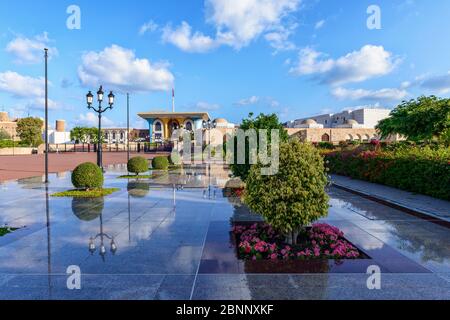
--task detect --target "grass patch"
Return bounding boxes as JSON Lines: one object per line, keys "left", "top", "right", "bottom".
{"left": 0, "top": 227, "right": 18, "bottom": 237}
{"left": 51, "top": 188, "right": 120, "bottom": 198}
{"left": 118, "top": 175, "right": 153, "bottom": 179}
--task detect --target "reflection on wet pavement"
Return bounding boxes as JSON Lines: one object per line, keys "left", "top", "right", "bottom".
{"left": 0, "top": 163, "right": 448, "bottom": 300}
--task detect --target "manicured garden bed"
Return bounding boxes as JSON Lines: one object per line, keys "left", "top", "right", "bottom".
{"left": 232, "top": 222, "right": 367, "bottom": 261}
{"left": 51, "top": 188, "right": 120, "bottom": 198}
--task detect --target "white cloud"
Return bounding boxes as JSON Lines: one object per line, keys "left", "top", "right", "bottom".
{"left": 235, "top": 96, "right": 260, "bottom": 106}
{"left": 6, "top": 32, "right": 57, "bottom": 64}
{"left": 264, "top": 24, "right": 298, "bottom": 53}
{"left": 195, "top": 101, "right": 221, "bottom": 111}
{"left": 75, "top": 112, "right": 115, "bottom": 128}
{"left": 162, "top": 0, "right": 301, "bottom": 52}
{"left": 207, "top": 0, "right": 300, "bottom": 49}
{"left": 0, "top": 71, "right": 60, "bottom": 111}
{"left": 419, "top": 71, "right": 450, "bottom": 93}
{"left": 139, "top": 20, "right": 159, "bottom": 35}
{"left": 0, "top": 71, "right": 45, "bottom": 98}
{"left": 162, "top": 22, "right": 217, "bottom": 53}
{"left": 332, "top": 87, "right": 408, "bottom": 102}
{"left": 290, "top": 45, "right": 400, "bottom": 85}
{"left": 315, "top": 19, "right": 325, "bottom": 30}
{"left": 77, "top": 45, "right": 174, "bottom": 93}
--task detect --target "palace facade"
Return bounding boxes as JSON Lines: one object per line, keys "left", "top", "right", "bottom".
{"left": 137, "top": 111, "right": 235, "bottom": 144}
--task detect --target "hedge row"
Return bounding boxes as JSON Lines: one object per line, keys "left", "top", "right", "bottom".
{"left": 325, "top": 148, "right": 450, "bottom": 201}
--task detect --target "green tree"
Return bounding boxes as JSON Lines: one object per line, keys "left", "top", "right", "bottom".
{"left": 377, "top": 96, "right": 450, "bottom": 141}
{"left": 244, "top": 140, "right": 329, "bottom": 244}
{"left": 70, "top": 127, "right": 105, "bottom": 143}
{"left": 230, "top": 113, "right": 289, "bottom": 181}
{"left": 16, "top": 117, "right": 43, "bottom": 147}
{"left": 0, "top": 129, "right": 10, "bottom": 140}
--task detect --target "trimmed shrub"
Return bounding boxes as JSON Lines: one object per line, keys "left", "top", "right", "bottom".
{"left": 127, "top": 156, "right": 148, "bottom": 175}
{"left": 325, "top": 146, "right": 450, "bottom": 200}
{"left": 151, "top": 156, "right": 169, "bottom": 170}
{"left": 71, "top": 162, "right": 104, "bottom": 190}
{"left": 244, "top": 140, "right": 329, "bottom": 244}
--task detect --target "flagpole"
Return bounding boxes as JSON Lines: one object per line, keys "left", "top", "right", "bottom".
{"left": 172, "top": 88, "right": 175, "bottom": 113}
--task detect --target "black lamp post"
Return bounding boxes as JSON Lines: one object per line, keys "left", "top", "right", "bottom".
{"left": 86, "top": 86, "right": 115, "bottom": 170}
{"left": 202, "top": 119, "right": 216, "bottom": 199}
{"left": 44, "top": 48, "right": 49, "bottom": 183}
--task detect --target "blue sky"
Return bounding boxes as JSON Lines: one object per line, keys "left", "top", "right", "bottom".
{"left": 1, "top": 0, "right": 450, "bottom": 129}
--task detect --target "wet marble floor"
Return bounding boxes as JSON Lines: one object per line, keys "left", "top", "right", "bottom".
{"left": 0, "top": 164, "right": 449, "bottom": 300}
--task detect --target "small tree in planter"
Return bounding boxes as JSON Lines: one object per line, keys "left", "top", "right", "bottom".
{"left": 72, "top": 162, "right": 104, "bottom": 190}
{"left": 244, "top": 139, "right": 329, "bottom": 245}
{"left": 127, "top": 156, "right": 149, "bottom": 176}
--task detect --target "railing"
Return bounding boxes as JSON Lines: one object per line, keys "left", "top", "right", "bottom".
{"left": 47, "top": 142, "right": 173, "bottom": 154}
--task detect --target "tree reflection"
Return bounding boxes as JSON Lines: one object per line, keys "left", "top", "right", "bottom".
{"left": 71, "top": 197, "right": 104, "bottom": 221}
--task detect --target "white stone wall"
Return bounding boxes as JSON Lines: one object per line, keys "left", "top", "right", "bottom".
{"left": 291, "top": 108, "right": 391, "bottom": 129}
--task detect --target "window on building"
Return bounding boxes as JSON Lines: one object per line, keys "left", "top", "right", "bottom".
{"left": 112, "top": 133, "right": 116, "bottom": 140}
{"left": 321, "top": 133, "right": 330, "bottom": 142}
{"left": 185, "top": 121, "right": 193, "bottom": 131}
{"left": 155, "top": 122, "right": 162, "bottom": 131}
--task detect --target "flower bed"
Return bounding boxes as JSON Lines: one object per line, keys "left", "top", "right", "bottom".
{"left": 232, "top": 222, "right": 363, "bottom": 261}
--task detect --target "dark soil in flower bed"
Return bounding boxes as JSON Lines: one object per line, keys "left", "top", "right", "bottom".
{"left": 231, "top": 222, "right": 369, "bottom": 262}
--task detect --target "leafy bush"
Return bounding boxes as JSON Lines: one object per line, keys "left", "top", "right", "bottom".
{"left": 151, "top": 156, "right": 169, "bottom": 170}
{"left": 317, "top": 142, "right": 334, "bottom": 149}
{"left": 0, "top": 140, "right": 28, "bottom": 149}
{"left": 230, "top": 113, "right": 289, "bottom": 181}
{"left": 71, "top": 162, "right": 104, "bottom": 190}
{"left": 127, "top": 156, "right": 148, "bottom": 175}
{"left": 325, "top": 146, "right": 450, "bottom": 200}
{"left": 244, "top": 140, "right": 329, "bottom": 244}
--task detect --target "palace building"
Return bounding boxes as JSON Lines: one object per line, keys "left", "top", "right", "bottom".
{"left": 137, "top": 111, "right": 235, "bottom": 143}
{"left": 284, "top": 108, "right": 401, "bottom": 143}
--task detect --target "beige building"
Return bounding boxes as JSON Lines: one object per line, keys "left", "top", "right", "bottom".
{"left": 284, "top": 108, "right": 399, "bottom": 143}
{"left": 287, "top": 127, "right": 379, "bottom": 143}
{"left": 0, "top": 112, "right": 18, "bottom": 138}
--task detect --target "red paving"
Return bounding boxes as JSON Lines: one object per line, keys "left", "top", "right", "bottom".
{"left": 0, "top": 152, "right": 167, "bottom": 182}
